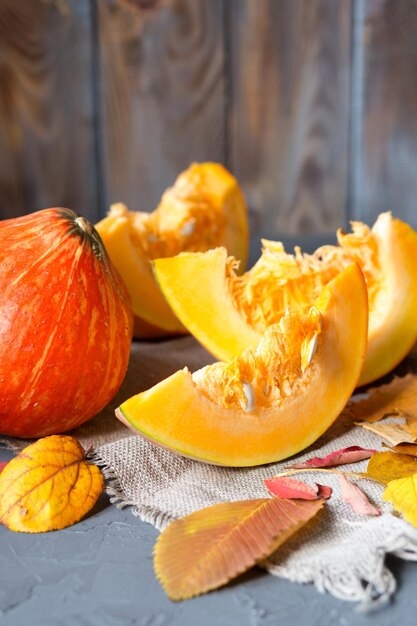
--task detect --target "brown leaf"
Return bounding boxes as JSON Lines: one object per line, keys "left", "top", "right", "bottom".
{"left": 0, "top": 435, "right": 104, "bottom": 533}
{"left": 348, "top": 374, "right": 417, "bottom": 423}
{"left": 383, "top": 442, "right": 417, "bottom": 457}
{"left": 366, "top": 451, "right": 417, "bottom": 485}
{"left": 404, "top": 413, "right": 417, "bottom": 438}
{"left": 288, "top": 446, "right": 376, "bottom": 469}
{"left": 339, "top": 475, "right": 380, "bottom": 517}
{"left": 154, "top": 498, "right": 323, "bottom": 600}
{"left": 355, "top": 421, "right": 415, "bottom": 445}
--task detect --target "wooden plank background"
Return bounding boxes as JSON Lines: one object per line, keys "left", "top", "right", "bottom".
{"left": 96, "top": 0, "right": 226, "bottom": 213}
{"left": 0, "top": 0, "right": 416, "bottom": 236}
{"left": 228, "top": 0, "right": 351, "bottom": 236}
{"left": 352, "top": 0, "right": 417, "bottom": 225}
{"left": 0, "top": 0, "right": 98, "bottom": 221}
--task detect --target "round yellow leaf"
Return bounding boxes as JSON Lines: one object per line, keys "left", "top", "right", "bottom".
{"left": 0, "top": 435, "right": 104, "bottom": 533}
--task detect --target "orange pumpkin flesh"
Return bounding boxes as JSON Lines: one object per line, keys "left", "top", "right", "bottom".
{"left": 96, "top": 210, "right": 181, "bottom": 333}
{"left": 317, "top": 214, "right": 417, "bottom": 384}
{"left": 116, "top": 265, "right": 368, "bottom": 467}
{"left": 0, "top": 208, "right": 133, "bottom": 438}
{"left": 155, "top": 213, "right": 417, "bottom": 386}
{"left": 95, "top": 162, "right": 249, "bottom": 336}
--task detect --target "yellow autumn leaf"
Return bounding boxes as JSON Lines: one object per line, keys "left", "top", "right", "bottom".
{"left": 366, "top": 452, "right": 417, "bottom": 485}
{"left": 154, "top": 497, "right": 323, "bottom": 601}
{"left": 384, "top": 474, "right": 417, "bottom": 528}
{"left": 0, "top": 435, "right": 103, "bottom": 533}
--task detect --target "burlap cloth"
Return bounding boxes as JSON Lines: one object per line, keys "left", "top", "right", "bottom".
{"left": 3, "top": 337, "right": 417, "bottom": 610}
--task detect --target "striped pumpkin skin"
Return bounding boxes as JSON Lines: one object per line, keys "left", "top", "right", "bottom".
{"left": 0, "top": 208, "right": 133, "bottom": 438}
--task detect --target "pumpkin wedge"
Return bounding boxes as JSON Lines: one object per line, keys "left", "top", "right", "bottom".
{"left": 116, "top": 264, "right": 368, "bottom": 467}
{"left": 96, "top": 162, "right": 248, "bottom": 336}
{"left": 154, "top": 213, "right": 417, "bottom": 386}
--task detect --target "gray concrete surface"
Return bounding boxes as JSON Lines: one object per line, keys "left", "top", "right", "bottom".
{"left": 1, "top": 446, "right": 417, "bottom": 626}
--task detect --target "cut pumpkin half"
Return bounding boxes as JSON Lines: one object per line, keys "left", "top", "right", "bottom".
{"left": 154, "top": 213, "right": 417, "bottom": 386}
{"left": 96, "top": 162, "right": 249, "bottom": 336}
{"left": 116, "top": 264, "right": 368, "bottom": 467}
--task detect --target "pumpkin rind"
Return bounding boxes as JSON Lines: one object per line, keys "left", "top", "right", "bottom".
{"left": 116, "top": 264, "right": 368, "bottom": 467}
{"left": 95, "top": 213, "right": 183, "bottom": 333}
{"left": 355, "top": 214, "right": 417, "bottom": 385}
{"left": 0, "top": 208, "right": 133, "bottom": 438}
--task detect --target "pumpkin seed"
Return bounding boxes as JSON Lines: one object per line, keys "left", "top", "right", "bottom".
{"left": 307, "top": 333, "right": 319, "bottom": 365}
{"left": 240, "top": 381, "right": 255, "bottom": 413}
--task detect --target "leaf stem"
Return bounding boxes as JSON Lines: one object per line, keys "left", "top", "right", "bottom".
{"left": 274, "top": 467, "right": 378, "bottom": 481}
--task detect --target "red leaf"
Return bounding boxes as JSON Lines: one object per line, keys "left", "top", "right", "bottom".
{"left": 316, "top": 483, "right": 332, "bottom": 499}
{"left": 265, "top": 476, "right": 319, "bottom": 500}
{"left": 0, "top": 462, "right": 7, "bottom": 473}
{"left": 339, "top": 475, "right": 380, "bottom": 516}
{"left": 289, "top": 446, "right": 377, "bottom": 469}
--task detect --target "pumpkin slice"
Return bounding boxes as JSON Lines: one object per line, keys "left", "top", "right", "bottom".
{"left": 96, "top": 162, "right": 248, "bottom": 335}
{"left": 116, "top": 264, "right": 368, "bottom": 467}
{"left": 154, "top": 213, "right": 417, "bottom": 386}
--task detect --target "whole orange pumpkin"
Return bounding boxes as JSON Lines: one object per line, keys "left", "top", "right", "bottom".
{"left": 0, "top": 208, "right": 133, "bottom": 438}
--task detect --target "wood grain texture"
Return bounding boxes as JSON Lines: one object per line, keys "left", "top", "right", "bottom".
{"left": 228, "top": 0, "right": 352, "bottom": 238}
{"left": 3, "top": 0, "right": 416, "bottom": 236}
{"left": 97, "top": 0, "right": 226, "bottom": 214}
{"left": 0, "top": 0, "right": 98, "bottom": 221}
{"left": 352, "top": 0, "right": 417, "bottom": 227}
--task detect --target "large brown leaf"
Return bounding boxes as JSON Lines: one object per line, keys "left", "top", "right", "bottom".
{"left": 154, "top": 497, "right": 323, "bottom": 600}
{"left": 348, "top": 374, "right": 417, "bottom": 423}
{"left": 356, "top": 421, "right": 415, "bottom": 445}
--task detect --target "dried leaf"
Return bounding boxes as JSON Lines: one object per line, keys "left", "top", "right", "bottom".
{"left": 339, "top": 475, "right": 380, "bottom": 517}
{"left": 366, "top": 452, "right": 417, "bottom": 485}
{"left": 289, "top": 446, "right": 376, "bottom": 469}
{"left": 348, "top": 374, "right": 417, "bottom": 423}
{"left": 316, "top": 484, "right": 333, "bottom": 499}
{"left": 383, "top": 442, "right": 417, "bottom": 457}
{"left": 0, "top": 462, "right": 7, "bottom": 473}
{"left": 0, "top": 435, "right": 103, "bottom": 533}
{"left": 264, "top": 476, "right": 319, "bottom": 500}
{"left": 154, "top": 498, "right": 323, "bottom": 600}
{"left": 404, "top": 413, "right": 417, "bottom": 438}
{"left": 384, "top": 475, "right": 417, "bottom": 528}
{"left": 265, "top": 477, "right": 332, "bottom": 500}
{"left": 356, "top": 421, "right": 415, "bottom": 445}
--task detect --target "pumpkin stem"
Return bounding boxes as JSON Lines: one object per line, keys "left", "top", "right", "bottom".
{"left": 71, "top": 214, "right": 106, "bottom": 262}
{"left": 75, "top": 216, "right": 94, "bottom": 236}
